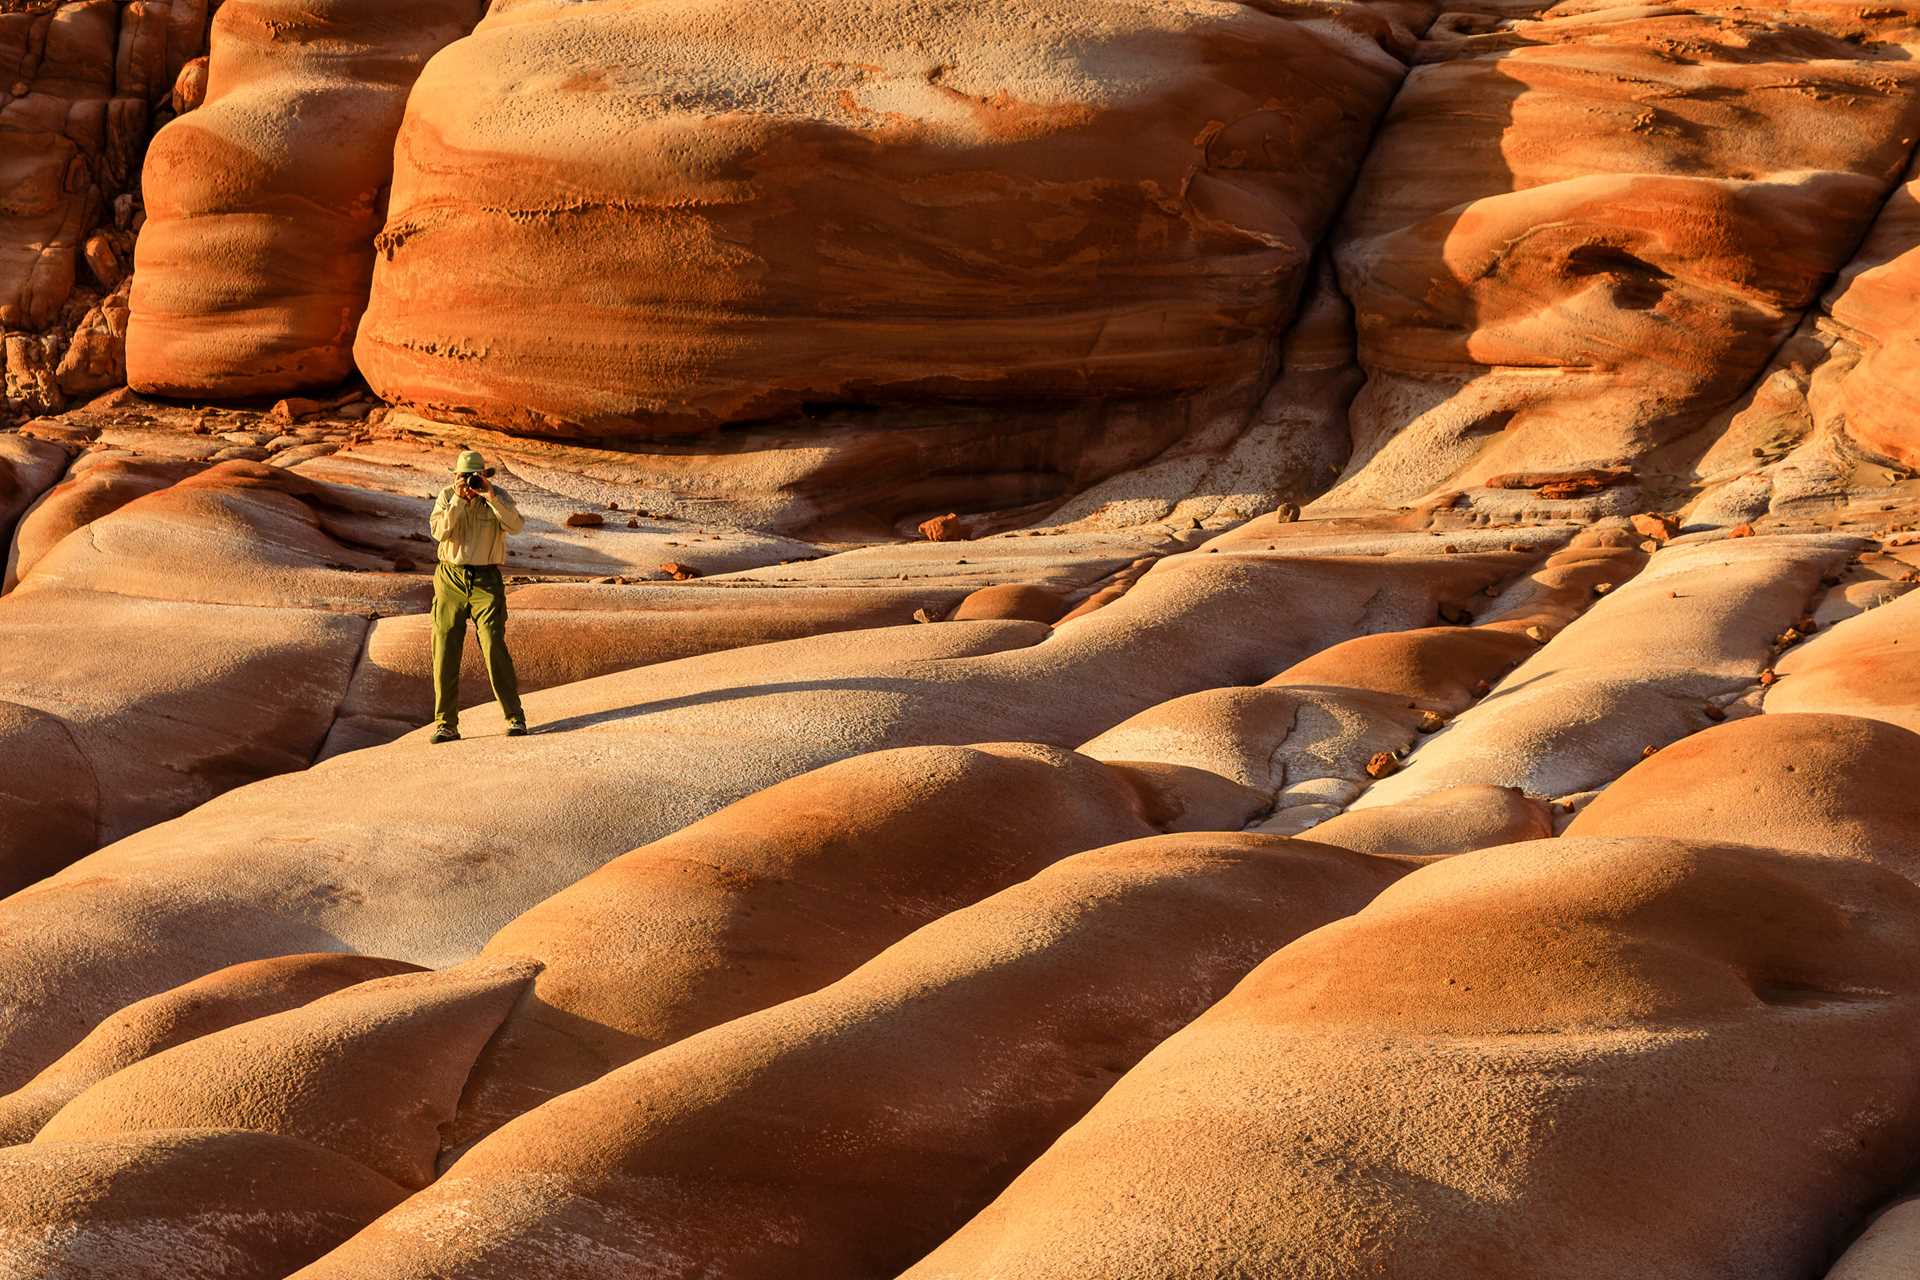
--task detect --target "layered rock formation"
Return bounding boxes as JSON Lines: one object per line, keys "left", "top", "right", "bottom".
{"left": 1321, "top": 2, "right": 1920, "bottom": 510}
{"left": 0, "top": 0, "right": 205, "bottom": 333}
{"left": 351, "top": 0, "right": 1412, "bottom": 441}
{"left": 125, "top": 0, "right": 486, "bottom": 396}
{"left": 7, "top": 0, "right": 1920, "bottom": 1276}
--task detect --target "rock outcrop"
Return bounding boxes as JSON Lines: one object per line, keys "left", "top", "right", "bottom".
{"left": 906, "top": 835, "right": 1920, "bottom": 1278}
{"left": 126, "top": 0, "right": 486, "bottom": 397}
{"left": 7, "top": 0, "right": 1920, "bottom": 1274}
{"left": 290, "top": 835, "right": 1409, "bottom": 1280}
{"left": 0, "top": 0, "right": 206, "bottom": 333}
{"left": 351, "top": 0, "right": 1412, "bottom": 444}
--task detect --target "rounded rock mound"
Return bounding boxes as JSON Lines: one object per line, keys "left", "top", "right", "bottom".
{"left": 353, "top": 0, "right": 1409, "bottom": 436}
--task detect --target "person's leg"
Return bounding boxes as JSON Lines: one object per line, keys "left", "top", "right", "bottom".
{"left": 469, "top": 566, "right": 525, "bottom": 728}
{"left": 430, "top": 563, "right": 472, "bottom": 733}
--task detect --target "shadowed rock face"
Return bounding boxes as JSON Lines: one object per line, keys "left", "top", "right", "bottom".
{"left": 0, "top": 0, "right": 205, "bottom": 333}
{"left": 125, "top": 0, "right": 486, "bottom": 397}
{"left": 350, "top": 0, "right": 1413, "bottom": 439}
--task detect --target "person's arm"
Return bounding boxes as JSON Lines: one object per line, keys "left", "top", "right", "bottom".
{"left": 484, "top": 484, "right": 525, "bottom": 535}
{"left": 429, "top": 486, "right": 465, "bottom": 541}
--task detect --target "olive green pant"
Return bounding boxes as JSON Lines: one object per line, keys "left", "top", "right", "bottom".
{"left": 432, "top": 562, "right": 524, "bottom": 730}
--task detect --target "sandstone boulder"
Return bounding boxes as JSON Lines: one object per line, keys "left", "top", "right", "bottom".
{"left": 354, "top": 0, "right": 1411, "bottom": 437}
{"left": 127, "top": 0, "right": 487, "bottom": 397}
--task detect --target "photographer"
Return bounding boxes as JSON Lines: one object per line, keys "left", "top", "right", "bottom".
{"left": 426, "top": 450, "right": 528, "bottom": 743}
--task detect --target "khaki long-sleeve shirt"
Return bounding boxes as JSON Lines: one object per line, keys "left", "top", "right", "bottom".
{"left": 430, "top": 483, "right": 524, "bottom": 566}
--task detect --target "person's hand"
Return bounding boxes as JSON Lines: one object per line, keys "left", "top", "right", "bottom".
{"left": 456, "top": 479, "right": 479, "bottom": 502}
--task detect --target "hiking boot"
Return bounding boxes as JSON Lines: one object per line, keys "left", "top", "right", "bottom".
{"left": 506, "top": 722, "right": 529, "bottom": 737}
{"left": 429, "top": 725, "right": 461, "bottom": 745}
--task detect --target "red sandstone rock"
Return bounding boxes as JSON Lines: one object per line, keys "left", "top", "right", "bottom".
{"left": 127, "top": 0, "right": 487, "bottom": 397}
{"left": 949, "top": 582, "right": 1065, "bottom": 624}
{"left": 294, "top": 835, "right": 1410, "bottom": 1280}
{"left": 1631, "top": 513, "right": 1680, "bottom": 542}
{"left": 0, "top": 1130, "right": 407, "bottom": 1280}
{"left": 352, "top": 0, "right": 1412, "bottom": 437}
{"left": 0, "top": 0, "right": 206, "bottom": 332}
{"left": 1322, "top": 4, "right": 1920, "bottom": 508}
{"left": 446, "top": 743, "right": 1160, "bottom": 1146}
{"left": 171, "top": 53, "right": 208, "bottom": 113}
{"left": 1568, "top": 713, "right": 1920, "bottom": 876}
{"left": 919, "top": 513, "right": 965, "bottom": 543}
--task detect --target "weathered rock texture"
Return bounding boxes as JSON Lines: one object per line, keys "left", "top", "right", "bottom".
{"left": 6, "top": 0, "right": 1920, "bottom": 1275}
{"left": 0, "top": 0, "right": 205, "bottom": 333}
{"left": 351, "top": 0, "right": 1411, "bottom": 444}
{"left": 907, "top": 835, "right": 1920, "bottom": 1278}
{"left": 125, "top": 0, "right": 486, "bottom": 397}
{"left": 1321, "top": 2, "right": 1920, "bottom": 510}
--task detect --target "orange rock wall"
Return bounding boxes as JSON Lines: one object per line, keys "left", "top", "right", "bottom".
{"left": 124, "top": 0, "right": 484, "bottom": 397}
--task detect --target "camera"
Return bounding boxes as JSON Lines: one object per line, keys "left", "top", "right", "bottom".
{"left": 461, "top": 472, "right": 489, "bottom": 491}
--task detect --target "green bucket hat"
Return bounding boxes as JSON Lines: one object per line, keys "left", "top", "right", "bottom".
{"left": 453, "top": 450, "right": 490, "bottom": 476}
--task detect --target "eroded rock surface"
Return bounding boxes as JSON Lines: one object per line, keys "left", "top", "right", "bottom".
{"left": 5, "top": 0, "right": 1920, "bottom": 1275}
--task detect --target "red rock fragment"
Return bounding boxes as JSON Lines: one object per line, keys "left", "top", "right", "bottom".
{"left": 1759, "top": 668, "right": 1779, "bottom": 687}
{"left": 564, "top": 512, "right": 604, "bottom": 528}
{"left": 659, "top": 562, "right": 700, "bottom": 581}
{"left": 1728, "top": 523, "right": 1755, "bottom": 538}
{"left": 1365, "top": 752, "right": 1399, "bottom": 780}
{"left": 1630, "top": 513, "right": 1679, "bottom": 542}
{"left": 919, "top": 513, "right": 965, "bottom": 543}
{"left": 270, "top": 398, "right": 326, "bottom": 422}
{"left": 1486, "top": 467, "right": 1632, "bottom": 497}
{"left": 173, "top": 56, "right": 210, "bottom": 114}
{"left": 1416, "top": 710, "right": 1447, "bottom": 734}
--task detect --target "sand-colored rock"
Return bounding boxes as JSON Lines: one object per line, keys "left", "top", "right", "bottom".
{"left": 449, "top": 742, "right": 1158, "bottom": 1145}
{"left": 1356, "top": 534, "right": 1860, "bottom": 807}
{"left": 1302, "top": 782, "right": 1551, "bottom": 857}
{"left": 127, "top": 0, "right": 487, "bottom": 397}
{"left": 1568, "top": 713, "right": 1920, "bottom": 877}
{"left": 38, "top": 962, "right": 534, "bottom": 1190}
{"left": 0, "top": 433, "right": 69, "bottom": 550}
{"left": 0, "top": 539, "right": 1516, "bottom": 1091}
{"left": 1321, "top": 4, "right": 1920, "bottom": 509}
{"left": 3, "top": 453, "right": 200, "bottom": 590}
{"left": 906, "top": 836, "right": 1920, "bottom": 1278}
{"left": 321, "top": 583, "right": 974, "bottom": 755}
{"left": 1771, "top": 587, "right": 1920, "bottom": 735}
{"left": 0, "top": 953, "right": 417, "bottom": 1146}
{"left": 355, "top": 0, "right": 1410, "bottom": 438}
{"left": 0, "top": 1129, "right": 406, "bottom": 1280}
{"left": 292, "top": 834, "right": 1410, "bottom": 1280}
